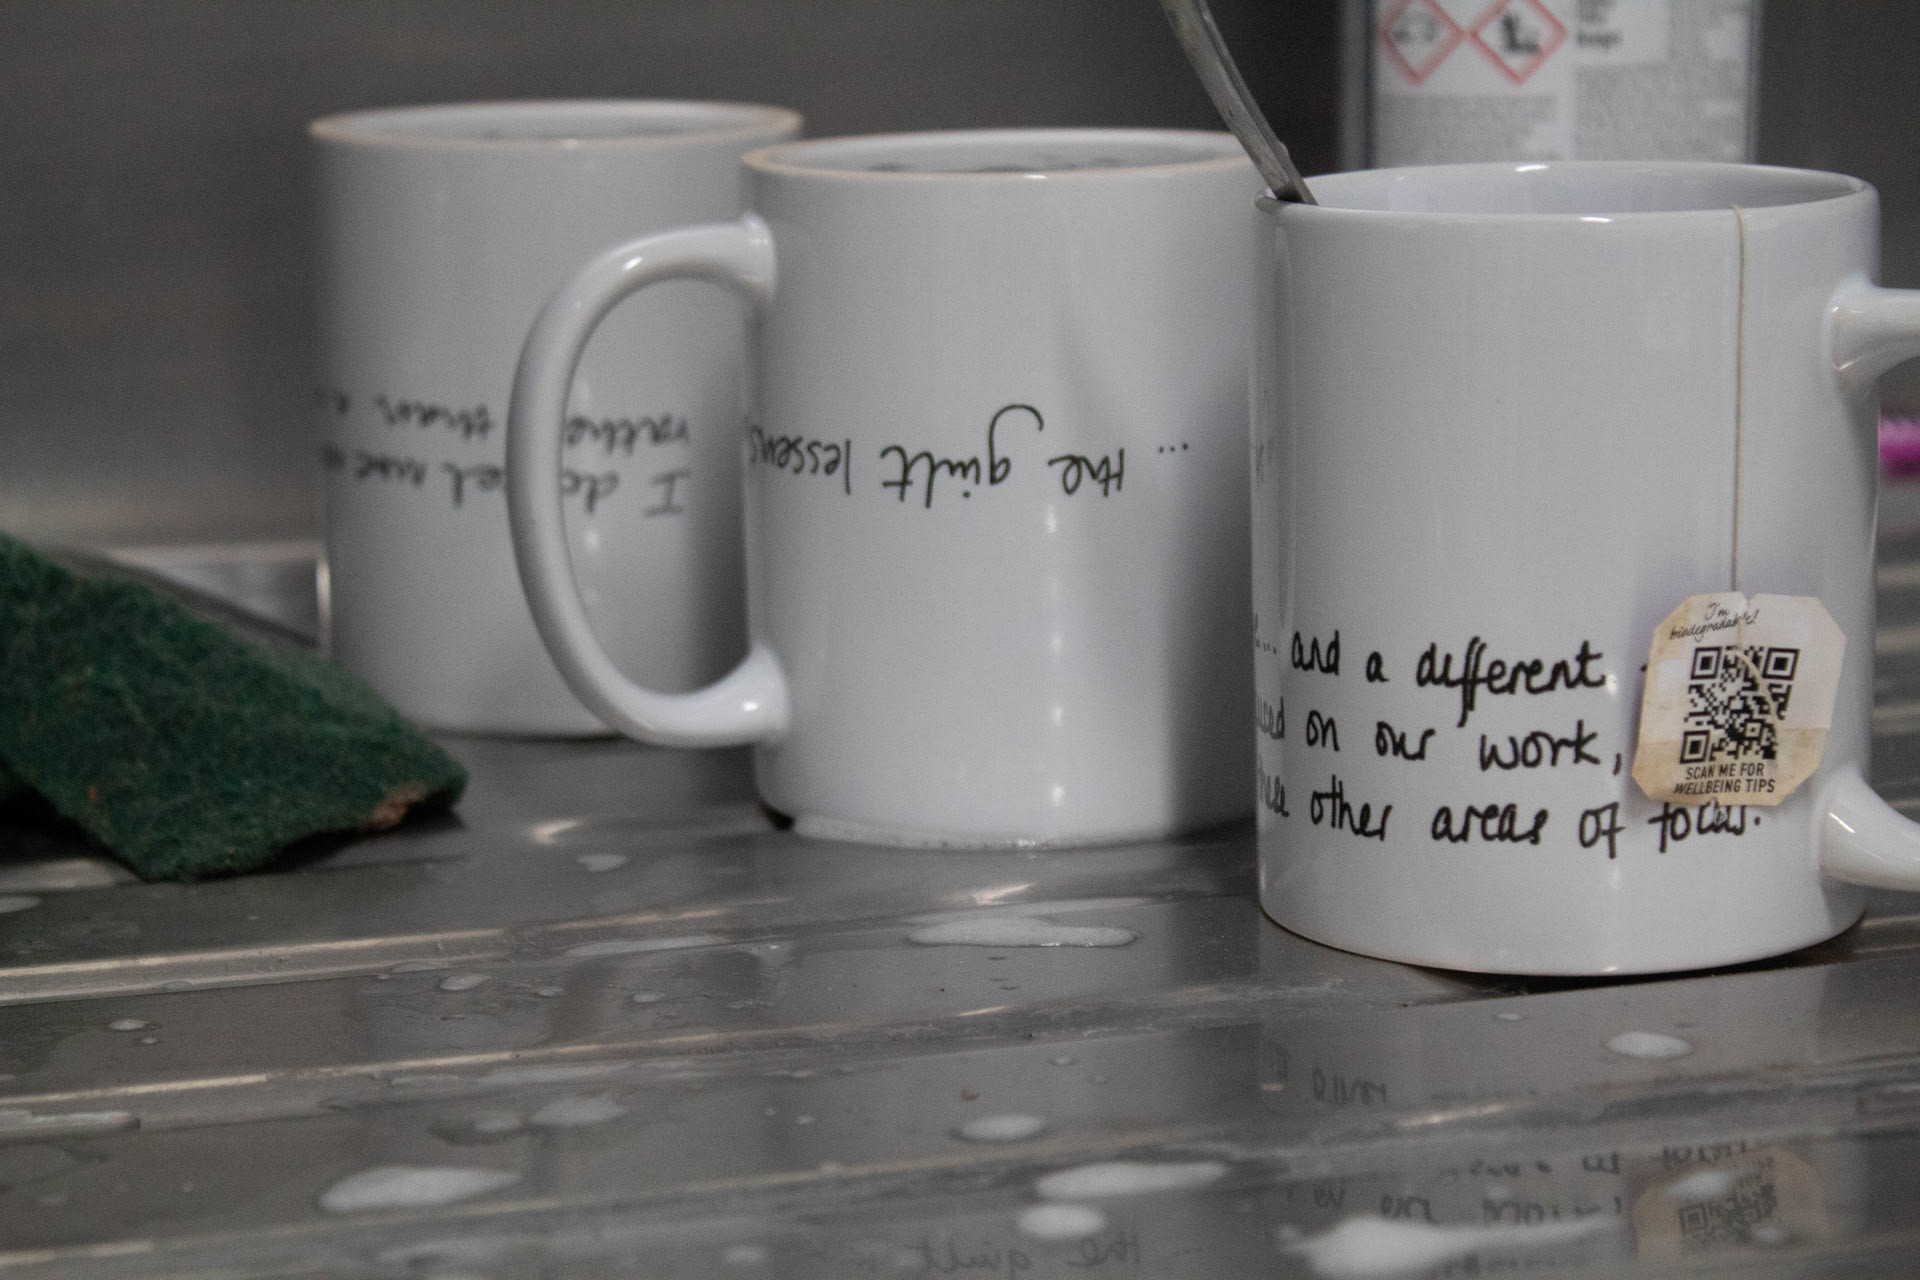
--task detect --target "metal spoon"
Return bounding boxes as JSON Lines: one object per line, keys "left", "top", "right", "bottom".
{"left": 1160, "top": 0, "right": 1316, "bottom": 204}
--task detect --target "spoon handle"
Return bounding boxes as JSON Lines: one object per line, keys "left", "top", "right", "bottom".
{"left": 1160, "top": 0, "right": 1316, "bottom": 204}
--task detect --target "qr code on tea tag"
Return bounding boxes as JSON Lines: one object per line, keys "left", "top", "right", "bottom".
{"left": 1633, "top": 593, "right": 1844, "bottom": 807}
{"left": 1630, "top": 1148, "right": 1829, "bottom": 1262}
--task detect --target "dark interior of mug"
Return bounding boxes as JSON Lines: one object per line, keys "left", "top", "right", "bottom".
{"left": 1311, "top": 162, "right": 1863, "bottom": 215}
{"left": 767, "top": 130, "right": 1241, "bottom": 176}
{"left": 320, "top": 101, "right": 781, "bottom": 145}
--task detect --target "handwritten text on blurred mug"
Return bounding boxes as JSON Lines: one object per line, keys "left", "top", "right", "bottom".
{"left": 313, "top": 100, "right": 800, "bottom": 733}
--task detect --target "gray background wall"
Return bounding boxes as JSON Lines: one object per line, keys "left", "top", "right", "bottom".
{"left": 0, "top": 1, "right": 1911, "bottom": 547}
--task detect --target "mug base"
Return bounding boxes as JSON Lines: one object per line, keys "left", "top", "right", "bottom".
{"left": 1259, "top": 897, "right": 1868, "bottom": 978}
{"left": 786, "top": 810, "right": 1235, "bottom": 851}
{"left": 362, "top": 682, "right": 619, "bottom": 738}
{"left": 411, "top": 715, "right": 618, "bottom": 740}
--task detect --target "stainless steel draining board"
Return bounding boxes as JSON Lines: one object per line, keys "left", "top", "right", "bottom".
{"left": 9, "top": 494, "right": 1920, "bottom": 1277}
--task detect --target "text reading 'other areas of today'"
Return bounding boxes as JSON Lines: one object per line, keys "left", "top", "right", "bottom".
{"left": 1256, "top": 624, "right": 1767, "bottom": 861}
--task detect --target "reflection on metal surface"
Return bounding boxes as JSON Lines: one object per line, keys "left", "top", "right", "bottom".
{"left": 8, "top": 499, "right": 1920, "bottom": 1273}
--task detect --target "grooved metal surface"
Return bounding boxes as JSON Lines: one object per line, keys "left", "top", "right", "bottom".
{"left": 8, "top": 489, "right": 1920, "bottom": 1275}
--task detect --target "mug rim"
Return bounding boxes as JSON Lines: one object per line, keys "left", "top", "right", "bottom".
{"left": 309, "top": 99, "right": 802, "bottom": 151}
{"left": 1258, "top": 160, "right": 1871, "bottom": 222}
{"left": 743, "top": 128, "right": 1252, "bottom": 181}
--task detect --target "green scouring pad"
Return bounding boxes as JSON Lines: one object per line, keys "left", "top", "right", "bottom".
{"left": 0, "top": 532, "right": 465, "bottom": 880}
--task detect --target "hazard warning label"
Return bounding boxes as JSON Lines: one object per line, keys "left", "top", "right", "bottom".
{"left": 1372, "top": 0, "right": 1576, "bottom": 165}
{"left": 1378, "top": 0, "right": 1465, "bottom": 85}
{"left": 1369, "top": 0, "right": 1756, "bottom": 168}
{"left": 1468, "top": 0, "right": 1566, "bottom": 84}
{"left": 1378, "top": 0, "right": 1566, "bottom": 88}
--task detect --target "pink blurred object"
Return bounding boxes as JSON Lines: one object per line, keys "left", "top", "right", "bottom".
{"left": 1881, "top": 416, "right": 1920, "bottom": 474}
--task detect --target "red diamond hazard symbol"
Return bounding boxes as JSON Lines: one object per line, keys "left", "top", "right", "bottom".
{"left": 1378, "top": 0, "right": 1466, "bottom": 86}
{"left": 1468, "top": 0, "right": 1566, "bottom": 84}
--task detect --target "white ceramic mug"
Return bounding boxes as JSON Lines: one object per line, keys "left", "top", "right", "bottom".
{"left": 312, "top": 100, "right": 801, "bottom": 734}
{"left": 509, "top": 129, "right": 1261, "bottom": 845}
{"left": 1254, "top": 161, "right": 1920, "bottom": 975}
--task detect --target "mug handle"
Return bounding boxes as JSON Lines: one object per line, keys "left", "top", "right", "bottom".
{"left": 1820, "top": 281, "right": 1920, "bottom": 886}
{"left": 504, "top": 215, "right": 789, "bottom": 748}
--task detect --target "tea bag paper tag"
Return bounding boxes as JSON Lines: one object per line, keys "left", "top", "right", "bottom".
{"left": 1633, "top": 593, "right": 1844, "bottom": 807}
{"left": 1631, "top": 1147, "right": 1829, "bottom": 1260}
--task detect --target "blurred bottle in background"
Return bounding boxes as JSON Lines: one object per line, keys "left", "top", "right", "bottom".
{"left": 1340, "top": 0, "right": 1761, "bottom": 168}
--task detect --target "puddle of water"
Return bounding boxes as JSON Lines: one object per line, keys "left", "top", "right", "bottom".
{"left": 1605, "top": 1031, "right": 1693, "bottom": 1060}
{"left": 906, "top": 918, "right": 1136, "bottom": 948}
{"left": 957, "top": 1114, "right": 1047, "bottom": 1143}
{"left": 317, "top": 1165, "right": 520, "bottom": 1213}
{"left": 1018, "top": 1203, "right": 1109, "bottom": 1240}
{"left": 428, "top": 1110, "right": 526, "bottom": 1145}
{"left": 1035, "top": 1160, "right": 1227, "bottom": 1200}
{"left": 1286, "top": 1216, "right": 1607, "bottom": 1278}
